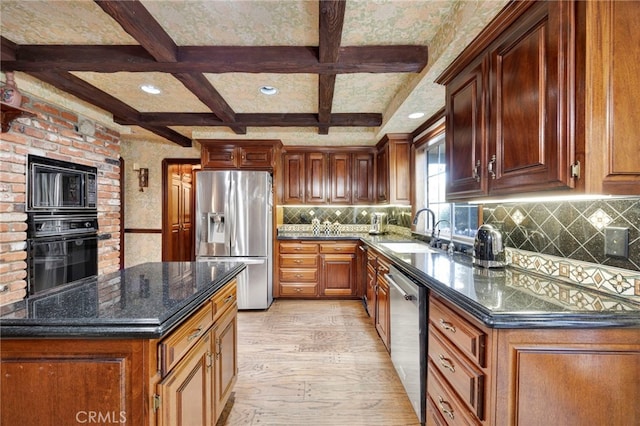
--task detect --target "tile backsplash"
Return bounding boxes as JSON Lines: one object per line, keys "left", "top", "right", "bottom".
{"left": 282, "top": 206, "right": 413, "bottom": 228}
{"left": 483, "top": 197, "right": 640, "bottom": 272}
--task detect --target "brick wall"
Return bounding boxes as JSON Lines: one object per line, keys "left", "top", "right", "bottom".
{"left": 0, "top": 91, "right": 121, "bottom": 305}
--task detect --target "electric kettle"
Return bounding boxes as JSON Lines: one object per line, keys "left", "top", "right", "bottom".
{"left": 473, "top": 224, "right": 506, "bottom": 268}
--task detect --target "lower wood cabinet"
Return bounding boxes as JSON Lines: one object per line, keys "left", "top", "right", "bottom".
{"left": 0, "top": 279, "right": 239, "bottom": 426}
{"left": 374, "top": 257, "right": 391, "bottom": 352}
{"left": 275, "top": 240, "right": 361, "bottom": 299}
{"left": 427, "top": 293, "right": 640, "bottom": 425}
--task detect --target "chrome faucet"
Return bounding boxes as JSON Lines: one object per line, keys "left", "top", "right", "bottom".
{"left": 412, "top": 208, "right": 436, "bottom": 235}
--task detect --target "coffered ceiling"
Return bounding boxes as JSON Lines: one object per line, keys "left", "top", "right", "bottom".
{"left": 0, "top": 0, "right": 508, "bottom": 147}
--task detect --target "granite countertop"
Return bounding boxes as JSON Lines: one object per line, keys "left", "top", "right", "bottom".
{"left": 278, "top": 231, "right": 640, "bottom": 328}
{"left": 0, "top": 261, "right": 245, "bottom": 338}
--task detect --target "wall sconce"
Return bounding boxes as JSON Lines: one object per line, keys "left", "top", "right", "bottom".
{"left": 133, "top": 163, "right": 148, "bottom": 192}
{"left": 138, "top": 168, "right": 149, "bottom": 192}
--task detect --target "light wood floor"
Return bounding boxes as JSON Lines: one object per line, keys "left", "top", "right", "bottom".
{"left": 217, "top": 299, "right": 420, "bottom": 426}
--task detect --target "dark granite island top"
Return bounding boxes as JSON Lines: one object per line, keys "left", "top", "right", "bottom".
{"left": 0, "top": 261, "right": 245, "bottom": 338}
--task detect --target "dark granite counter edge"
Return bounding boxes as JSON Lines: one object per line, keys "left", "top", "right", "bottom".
{"left": 0, "top": 264, "right": 246, "bottom": 339}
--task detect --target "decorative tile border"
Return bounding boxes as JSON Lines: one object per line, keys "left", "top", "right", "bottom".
{"left": 506, "top": 268, "right": 639, "bottom": 311}
{"left": 507, "top": 248, "right": 640, "bottom": 301}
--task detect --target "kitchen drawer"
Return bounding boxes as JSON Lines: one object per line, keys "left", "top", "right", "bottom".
{"left": 158, "top": 302, "right": 214, "bottom": 376}
{"left": 430, "top": 297, "right": 486, "bottom": 367}
{"left": 279, "top": 254, "right": 318, "bottom": 268}
{"left": 211, "top": 279, "right": 237, "bottom": 321}
{"left": 319, "top": 243, "right": 358, "bottom": 254}
{"left": 279, "top": 242, "right": 319, "bottom": 254}
{"left": 427, "top": 394, "right": 450, "bottom": 426}
{"left": 429, "top": 325, "right": 485, "bottom": 419}
{"left": 279, "top": 283, "right": 318, "bottom": 296}
{"left": 427, "top": 363, "right": 480, "bottom": 426}
{"left": 279, "top": 268, "right": 318, "bottom": 282}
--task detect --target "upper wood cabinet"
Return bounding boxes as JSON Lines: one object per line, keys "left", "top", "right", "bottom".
{"left": 281, "top": 148, "right": 376, "bottom": 205}
{"left": 438, "top": 0, "right": 640, "bottom": 199}
{"left": 579, "top": 1, "right": 640, "bottom": 194}
{"left": 200, "top": 140, "right": 280, "bottom": 170}
{"left": 439, "top": 1, "right": 575, "bottom": 200}
{"left": 376, "top": 134, "right": 411, "bottom": 205}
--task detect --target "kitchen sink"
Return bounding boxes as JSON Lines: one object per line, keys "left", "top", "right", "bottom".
{"left": 379, "top": 242, "right": 436, "bottom": 254}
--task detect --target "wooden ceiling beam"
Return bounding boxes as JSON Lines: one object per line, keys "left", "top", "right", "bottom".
{"left": 3, "top": 45, "right": 427, "bottom": 74}
{"left": 114, "top": 112, "right": 382, "bottom": 127}
{"left": 94, "top": 0, "right": 178, "bottom": 62}
{"left": 318, "top": 1, "right": 346, "bottom": 134}
{"left": 1, "top": 37, "right": 17, "bottom": 62}
{"left": 27, "top": 71, "right": 192, "bottom": 147}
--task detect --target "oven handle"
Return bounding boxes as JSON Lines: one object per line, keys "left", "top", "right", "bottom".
{"left": 29, "top": 233, "right": 98, "bottom": 243}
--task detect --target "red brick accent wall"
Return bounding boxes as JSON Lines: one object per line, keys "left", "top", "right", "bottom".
{"left": 0, "top": 93, "right": 121, "bottom": 305}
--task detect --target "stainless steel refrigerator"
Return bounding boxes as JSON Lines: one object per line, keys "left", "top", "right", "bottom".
{"left": 195, "top": 170, "right": 273, "bottom": 310}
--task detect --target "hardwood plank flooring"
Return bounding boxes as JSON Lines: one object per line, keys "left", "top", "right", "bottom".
{"left": 217, "top": 299, "right": 419, "bottom": 426}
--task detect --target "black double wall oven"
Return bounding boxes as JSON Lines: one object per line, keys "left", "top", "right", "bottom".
{"left": 26, "top": 155, "right": 99, "bottom": 295}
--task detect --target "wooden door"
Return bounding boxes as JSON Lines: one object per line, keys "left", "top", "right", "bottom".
{"left": 157, "top": 332, "right": 213, "bottom": 426}
{"left": 488, "top": 1, "right": 573, "bottom": 194}
{"left": 164, "top": 162, "right": 196, "bottom": 261}
{"left": 321, "top": 253, "right": 356, "bottom": 297}
{"left": 213, "top": 307, "right": 238, "bottom": 421}
{"left": 282, "top": 153, "right": 305, "bottom": 204}
{"left": 445, "top": 57, "right": 487, "bottom": 200}
{"left": 352, "top": 152, "right": 375, "bottom": 204}
{"left": 306, "top": 152, "right": 328, "bottom": 204}
{"left": 329, "top": 153, "right": 351, "bottom": 203}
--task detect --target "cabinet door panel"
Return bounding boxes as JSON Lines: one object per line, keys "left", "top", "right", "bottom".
{"left": 214, "top": 308, "right": 238, "bottom": 421}
{"left": 202, "top": 145, "right": 236, "bottom": 169}
{"left": 239, "top": 146, "right": 272, "bottom": 169}
{"left": 489, "top": 2, "right": 572, "bottom": 194}
{"left": 352, "top": 152, "right": 375, "bottom": 204}
{"left": 283, "top": 153, "right": 305, "bottom": 204}
{"left": 330, "top": 153, "right": 351, "bottom": 203}
{"left": 321, "top": 253, "right": 356, "bottom": 297}
{"left": 446, "top": 58, "right": 486, "bottom": 199}
{"left": 306, "top": 153, "right": 328, "bottom": 203}
{"left": 157, "top": 333, "right": 212, "bottom": 426}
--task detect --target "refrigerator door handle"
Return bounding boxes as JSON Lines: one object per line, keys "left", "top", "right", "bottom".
{"left": 229, "top": 173, "right": 236, "bottom": 248}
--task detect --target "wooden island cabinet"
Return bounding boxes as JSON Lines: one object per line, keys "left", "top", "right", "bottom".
{"left": 0, "top": 263, "right": 240, "bottom": 426}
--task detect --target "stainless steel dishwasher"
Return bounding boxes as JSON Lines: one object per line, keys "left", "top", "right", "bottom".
{"left": 386, "top": 265, "right": 427, "bottom": 425}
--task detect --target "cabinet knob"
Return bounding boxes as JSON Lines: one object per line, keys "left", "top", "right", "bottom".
{"left": 295, "top": 274, "right": 303, "bottom": 278}
{"left": 294, "top": 260, "right": 303, "bottom": 264}
{"left": 295, "top": 287, "right": 302, "bottom": 292}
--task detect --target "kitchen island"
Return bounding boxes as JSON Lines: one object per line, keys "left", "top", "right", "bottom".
{"left": 277, "top": 231, "right": 640, "bottom": 425}
{"left": 0, "top": 261, "right": 244, "bottom": 426}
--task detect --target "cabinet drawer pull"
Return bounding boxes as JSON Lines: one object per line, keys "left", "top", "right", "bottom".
{"left": 295, "top": 274, "right": 303, "bottom": 278}
{"left": 334, "top": 247, "right": 342, "bottom": 251}
{"left": 488, "top": 154, "right": 496, "bottom": 179}
{"left": 439, "top": 319, "right": 456, "bottom": 333}
{"left": 295, "top": 247, "right": 302, "bottom": 251}
{"left": 295, "top": 287, "right": 302, "bottom": 292}
{"left": 437, "top": 396, "right": 455, "bottom": 420}
{"left": 187, "top": 326, "right": 203, "bottom": 342}
{"left": 294, "top": 259, "right": 303, "bottom": 264}
{"left": 224, "top": 294, "right": 235, "bottom": 304}
{"left": 438, "top": 354, "right": 456, "bottom": 373}
{"left": 206, "top": 351, "right": 212, "bottom": 371}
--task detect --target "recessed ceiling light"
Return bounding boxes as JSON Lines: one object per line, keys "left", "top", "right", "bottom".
{"left": 408, "top": 112, "right": 425, "bottom": 119}
{"left": 140, "top": 84, "right": 161, "bottom": 95}
{"left": 259, "top": 86, "right": 278, "bottom": 95}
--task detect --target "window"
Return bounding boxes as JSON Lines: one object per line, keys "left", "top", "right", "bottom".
{"left": 414, "top": 128, "right": 478, "bottom": 244}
